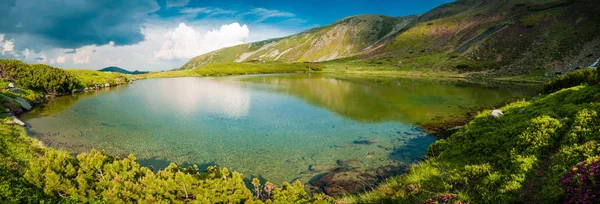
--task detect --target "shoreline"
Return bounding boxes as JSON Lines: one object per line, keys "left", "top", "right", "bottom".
{"left": 11, "top": 70, "right": 543, "bottom": 197}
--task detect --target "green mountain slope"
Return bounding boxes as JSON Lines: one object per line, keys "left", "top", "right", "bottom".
{"left": 181, "top": 15, "right": 418, "bottom": 69}
{"left": 182, "top": 0, "right": 600, "bottom": 76}
{"left": 364, "top": 0, "right": 600, "bottom": 74}
{"left": 98, "top": 66, "right": 148, "bottom": 75}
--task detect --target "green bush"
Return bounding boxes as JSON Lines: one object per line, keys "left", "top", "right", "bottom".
{"left": 0, "top": 59, "right": 80, "bottom": 94}
{"left": 543, "top": 68, "right": 599, "bottom": 94}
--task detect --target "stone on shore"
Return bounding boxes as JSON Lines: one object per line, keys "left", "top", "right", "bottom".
{"left": 11, "top": 115, "right": 25, "bottom": 126}
{"left": 104, "top": 83, "right": 110, "bottom": 87}
{"left": 488, "top": 109, "right": 503, "bottom": 119}
{"left": 7, "top": 83, "right": 15, "bottom": 88}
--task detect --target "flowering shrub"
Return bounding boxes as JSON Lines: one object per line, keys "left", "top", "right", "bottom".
{"left": 421, "top": 193, "right": 466, "bottom": 204}
{"left": 559, "top": 157, "right": 600, "bottom": 203}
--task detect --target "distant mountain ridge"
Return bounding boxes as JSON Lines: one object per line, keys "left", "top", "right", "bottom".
{"left": 99, "top": 66, "right": 149, "bottom": 75}
{"left": 182, "top": 0, "right": 600, "bottom": 75}
{"left": 182, "top": 14, "right": 418, "bottom": 69}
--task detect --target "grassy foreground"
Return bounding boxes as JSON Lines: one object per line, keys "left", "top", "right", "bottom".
{"left": 344, "top": 68, "right": 600, "bottom": 203}
{"left": 144, "top": 62, "right": 325, "bottom": 78}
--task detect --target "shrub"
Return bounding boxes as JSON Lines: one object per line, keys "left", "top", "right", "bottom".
{"left": 559, "top": 157, "right": 600, "bottom": 203}
{"left": 543, "top": 69, "right": 599, "bottom": 94}
{"left": 0, "top": 59, "right": 80, "bottom": 94}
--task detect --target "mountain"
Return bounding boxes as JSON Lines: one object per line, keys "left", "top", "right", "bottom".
{"left": 98, "top": 66, "right": 149, "bottom": 75}
{"left": 182, "top": 0, "right": 600, "bottom": 75}
{"left": 181, "top": 14, "right": 418, "bottom": 69}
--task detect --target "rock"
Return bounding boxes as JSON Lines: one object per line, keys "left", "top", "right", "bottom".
{"left": 7, "top": 83, "right": 15, "bottom": 88}
{"left": 310, "top": 170, "right": 375, "bottom": 196}
{"left": 309, "top": 165, "right": 340, "bottom": 172}
{"left": 104, "top": 83, "right": 110, "bottom": 87}
{"left": 488, "top": 109, "right": 503, "bottom": 119}
{"left": 84, "top": 87, "right": 89, "bottom": 92}
{"left": 353, "top": 139, "right": 375, "bottom": 145}
{"left": 14, "top": 97, "right": 32, "bottom": 110}
{"left": 11, "top": 116, "right": 25, "bottom": 126}
{"left": 518, "top": 108, "right": 525, "bottom": 114}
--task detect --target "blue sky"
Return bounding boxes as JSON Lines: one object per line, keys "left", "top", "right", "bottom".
{"left": 0, "top": 0, "right": 453, "bottom": 71}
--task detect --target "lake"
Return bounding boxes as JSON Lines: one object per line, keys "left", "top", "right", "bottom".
{"left": 21, "top": 73, "right": 540, "bottom": 185}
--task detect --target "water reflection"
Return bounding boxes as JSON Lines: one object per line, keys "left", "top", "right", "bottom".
{"left": 139, "top": 77, "right": 250, "bottom": 119}
{"left": 20, "top": 74, "right": 540, "bottom": 184}
{"left": 239, "top": 74, "right": 541, "bottom": 123}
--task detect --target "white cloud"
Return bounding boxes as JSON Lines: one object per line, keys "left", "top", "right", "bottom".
{"left": 56, "top": 55, "right": 67, "bottom": 64}
{"left": 0, "top": 13, "right": 302, "bottom": 71}
{"left": 2, "top": 40, "right": 15, "bottom": 55}
{"left": 105, "top": 58, "right": 122, "bottom": 65}
{"left": 37, "top": 54, "right": 47, "bottom": 63}
{"left": 165, "top": 0, "right": 189, "bottom": 8}
{"left": 21, "top": 49, "right": 30, "bottom": 58}
{"left": 155, "top": 22, "right": 249, "bottom": 60}
{"left": 245, "top": 8, "right": 295, "bottom": 23}
{"left": 180, "top": 7, "right": 236, "bottom": 16}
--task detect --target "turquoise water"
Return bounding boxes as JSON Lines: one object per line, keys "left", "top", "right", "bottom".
{"left": 21, "top": 74, "right": 540, "bottom": 184}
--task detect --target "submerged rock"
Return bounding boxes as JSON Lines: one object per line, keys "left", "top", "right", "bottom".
{"left": 336, "top": 159, "right": 363, "bottom": 169}
{"left": 353, "top": 139, "right": 375, "bottom": 145}
{"left": 488, "top": 109, "right": 503, "bottom": 119}
{"left": 14, "top": 97, "right": 32, "bottom": 110}
{"left": 310, "top": 161, "right": 408, "bottom": 196}
{"left": 309, "top": 165, "right": 340, "bottom": 172}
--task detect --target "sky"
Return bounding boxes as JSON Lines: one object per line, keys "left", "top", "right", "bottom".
{"left": 0, "top": 0, "right": 453, "bottom": 71}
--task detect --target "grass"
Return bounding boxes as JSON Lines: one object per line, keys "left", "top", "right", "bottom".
{"left": 67, "top": 69, "right": 138, "bottom": 88}
{"left": 145, "top": 62, "right": 325, "bottom": 78}
{"left": 343, "top": 69, "right": 600, "bottom": 203}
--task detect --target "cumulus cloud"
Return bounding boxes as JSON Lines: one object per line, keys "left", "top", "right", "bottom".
{"left": 56, "top": 55, "right": 67, "bottom": 64}
{"left": 2, "top": 40, "right": 14, "bottom": 55}
{"left": 21, "top": 48, "right": 30, "bottom": 58}
{"left": 0, "top": 0, "right": 159, "bottom": 49}
{"left": 155, "top": 22, "right": 249, "bottom": 60}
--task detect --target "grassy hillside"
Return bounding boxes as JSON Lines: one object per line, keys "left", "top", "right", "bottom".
{"left": 362, "top": 0, "right": 600, "bottom": 76}
{"left": 182, "top": 0, "right": 600, "bottom": 79}
{"left": 68, "top": 69, "right": 137, "bottom": 88}
{"left": 343, "top": 68, "right": 600, "bottom": 203}
{"left": 146, "top": 62, "right": 324, "bottom": 78}
{"left": 181, "top": 15, "right": 417, "bottom": 69}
